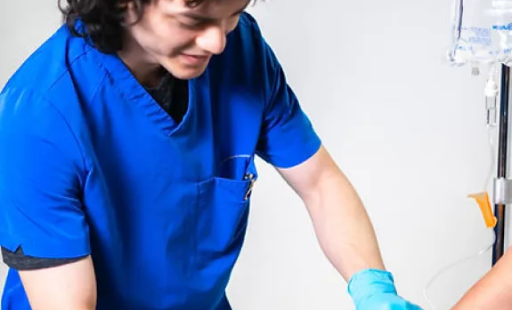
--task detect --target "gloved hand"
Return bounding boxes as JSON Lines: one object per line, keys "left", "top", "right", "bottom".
{"left": 347, "top": 268, "right": 424, "bottom": 310}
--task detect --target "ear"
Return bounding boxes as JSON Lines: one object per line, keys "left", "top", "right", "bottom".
{"left": 121, "top": 0, "right": 146, "bottom": 11}
{"left": 118, "top": 0, "right": 131, "bottom": 9}
{"left": 121, "top": 0, "right": 146, "bottom": 25}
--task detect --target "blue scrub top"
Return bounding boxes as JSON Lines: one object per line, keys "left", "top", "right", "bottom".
{"left": 0, "top": 12, "right": 321, "bottom": 310}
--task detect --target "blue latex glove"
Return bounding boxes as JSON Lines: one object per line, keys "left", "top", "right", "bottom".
{"left": 347, "top": 269, "right": 424, "bottom": 310}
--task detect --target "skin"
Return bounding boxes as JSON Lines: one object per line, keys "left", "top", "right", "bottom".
{"left": 451, "top": 246, "right": 512, "bottom": 309}
{"left": 20, "top": 0, "right": 388, "bottom": 308}
{"left": 120, "top": 0, "right": 250, "bottom": 86}
{"left": 19, "top": 257, "right": 97, "bottom": 310}
{"left": 278, "top": 145, "right": 386, "bottom": 280}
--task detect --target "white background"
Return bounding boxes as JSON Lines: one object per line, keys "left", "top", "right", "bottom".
{"left": 0, "top": 0, "right": 509, "bottom": 309}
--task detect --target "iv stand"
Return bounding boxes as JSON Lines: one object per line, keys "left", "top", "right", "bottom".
{"left": 492, "top": 64, "right": 510, "bottom": 265}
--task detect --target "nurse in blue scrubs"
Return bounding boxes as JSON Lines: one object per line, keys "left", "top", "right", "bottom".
{"left": 0, "top": 0, "right": 423, "bottom": 309}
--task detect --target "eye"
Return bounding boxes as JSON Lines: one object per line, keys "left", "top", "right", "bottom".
{"left": 180, "top": 19, "right": 203, "bottom": 29}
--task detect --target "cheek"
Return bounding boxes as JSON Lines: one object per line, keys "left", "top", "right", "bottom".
{"left": 135, "top": 33, "right": 180, "bottom": 58}
{"left": 161, "top": 36, "right": 195, "bottom": 55}
{"left": 150, "top": 26, "right": 197, "bottom": 55}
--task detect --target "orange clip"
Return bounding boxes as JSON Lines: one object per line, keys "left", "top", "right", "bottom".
{"left": 468, "top": 192, "right": 497, "bottom": 228}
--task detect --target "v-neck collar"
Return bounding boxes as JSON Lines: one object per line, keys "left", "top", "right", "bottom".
{"left": 93, "top": 49, "right": 200, "bottom": 138}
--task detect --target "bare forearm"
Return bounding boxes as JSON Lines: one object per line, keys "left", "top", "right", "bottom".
{"left": 452, "top": 247, "right": 512, "bottom": 310}
{"left": 276, "top": 146, "right": 385, "bottom": 282}
{"left": 303, "top": 170, "right": 385, "bottom": 282}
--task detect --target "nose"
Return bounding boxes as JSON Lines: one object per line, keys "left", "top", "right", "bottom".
{"left": 196, "top": 25, "right": 227, "bottom": 55}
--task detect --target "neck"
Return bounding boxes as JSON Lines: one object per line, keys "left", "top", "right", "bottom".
{"left": 118, "top": 38, "right": 163, "bottom": 88}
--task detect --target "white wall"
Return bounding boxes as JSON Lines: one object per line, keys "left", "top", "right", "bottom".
{"left": 0, "top": 1, "right": 508, "bottom": 309}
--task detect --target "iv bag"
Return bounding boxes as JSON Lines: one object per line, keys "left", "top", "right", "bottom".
{"left": 448, "top": 0, "right": 512, "bottom": 71}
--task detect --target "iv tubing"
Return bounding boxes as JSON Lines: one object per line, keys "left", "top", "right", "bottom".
{"left": 422, "top": 68, "right": 499, "bottom": 310}
{"left": 422, "top": 125, "right": 497, "bottom": 310}
{"left": 422, "top": 230, "right": 496, "bottom": 310}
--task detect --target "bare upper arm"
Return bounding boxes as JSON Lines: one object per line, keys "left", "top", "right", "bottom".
{"left": 276, "top": 144, "right": 341, "bottom": 201}
{"left": 19, "top": 255, "right": 97, "bottom": 310}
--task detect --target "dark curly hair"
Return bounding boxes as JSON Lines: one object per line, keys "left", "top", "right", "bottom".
{"left": 58, "top": 0, "right": 209, "bottom": 54}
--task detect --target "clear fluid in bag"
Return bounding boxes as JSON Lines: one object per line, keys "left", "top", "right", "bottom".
{"left": 448, "top": 0, "right": 512, "bottom": 72}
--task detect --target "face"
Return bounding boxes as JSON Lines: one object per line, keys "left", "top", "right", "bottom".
{"left": 123, "top": 0, "right": 250, "bottom": 81}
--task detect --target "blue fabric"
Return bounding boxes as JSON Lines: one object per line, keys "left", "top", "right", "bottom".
{"left": 0, "top": 13, "right": 321, "bottom": 310}
{"left": 348, "top": 269, "right": 424, "bottom": 310}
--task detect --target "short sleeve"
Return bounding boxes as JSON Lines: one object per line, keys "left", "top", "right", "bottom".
{"left": 256, "top": 39, "right": 322, "bottom": 168}
{"left": 0, "top": 88, "right": 90, "bottom": 259}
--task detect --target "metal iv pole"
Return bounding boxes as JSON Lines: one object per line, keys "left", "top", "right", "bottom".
{"left": 492, "top": 64, "right": 510, "bottom": 265}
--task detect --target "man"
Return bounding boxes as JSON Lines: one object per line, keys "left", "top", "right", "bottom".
{"left": 451, "top": 247, "right": 512, "bottom": 309}
{"left": 0, "top": 0, "right": 422, "bottom": 309}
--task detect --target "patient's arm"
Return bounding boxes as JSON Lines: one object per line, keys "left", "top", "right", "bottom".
{"left": 451, "top": 246, "right": 512, "bottom": 309}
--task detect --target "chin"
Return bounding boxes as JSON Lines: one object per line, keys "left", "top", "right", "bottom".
{"left": 161, "top": 56, "right": 210, "bottom": 80}
{"left": 171, "top": 66, "right": 208, "bottom": 80}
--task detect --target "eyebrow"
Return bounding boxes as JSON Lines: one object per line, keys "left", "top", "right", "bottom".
{"left": 181, "top": 1, "right": 251, "bottom": 21}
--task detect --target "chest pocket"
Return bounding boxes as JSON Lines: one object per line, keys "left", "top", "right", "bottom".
{"left": 194, "top": 155, "right": 258, "bottom": 270}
